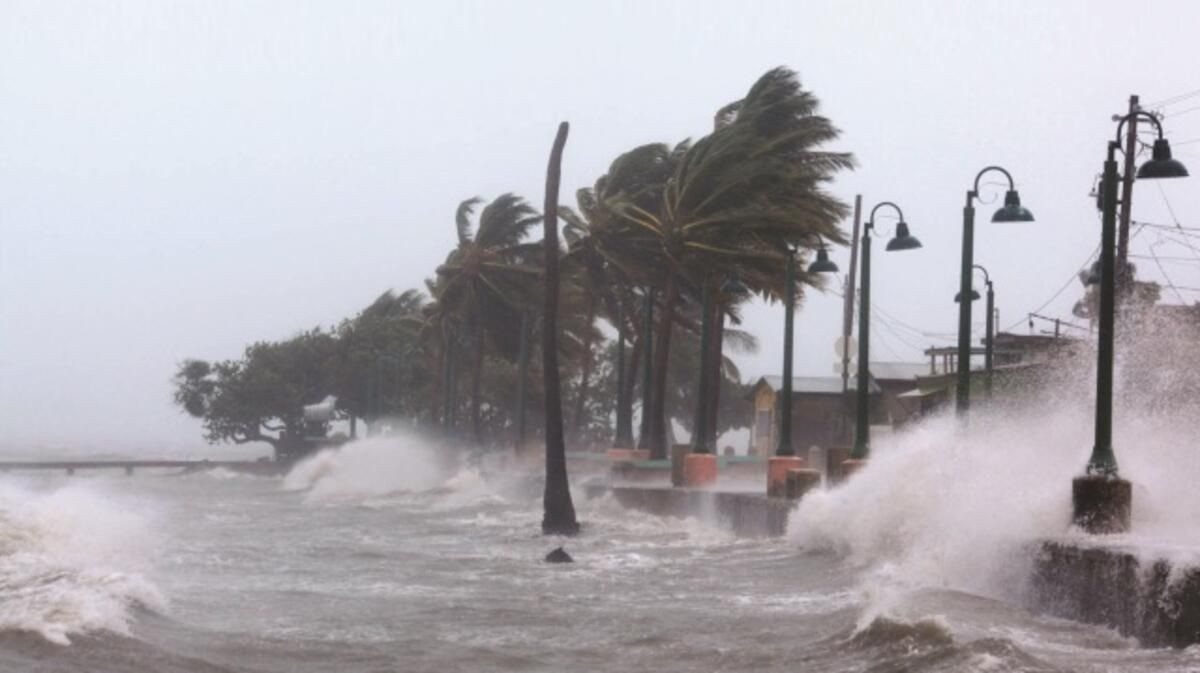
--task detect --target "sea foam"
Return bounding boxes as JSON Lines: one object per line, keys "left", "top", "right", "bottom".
{"left": 0, "top": 479, "right": 164, "bottom": 644}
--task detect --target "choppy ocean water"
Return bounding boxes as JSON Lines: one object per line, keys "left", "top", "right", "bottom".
{"left": 4, "top": 427, "right": 1200, "bottom": 673}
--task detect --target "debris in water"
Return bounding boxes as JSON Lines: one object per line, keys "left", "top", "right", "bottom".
{"left": 544, "top": 547, "right": 573, "bottom": 564}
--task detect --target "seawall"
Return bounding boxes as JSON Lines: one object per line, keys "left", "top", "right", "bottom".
{"left": 1031, "top": 539, "right": 1200, "bottom": 647}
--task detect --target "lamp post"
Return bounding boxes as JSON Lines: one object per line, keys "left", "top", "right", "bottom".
{"left": 1074, "top": 111, "right": 1188, "bottom": 534}
{"left": 775, "top": 245, "right": 839, "bottom": 457}
{"left": 849, "top": 203, "right": 923, "bottom": 463}
{"left": 954, "top": 265, "right": 994, "bottom": 400}
{"left": 956, "top": 168, "right": 1033, "bottom": 418}
{"left": 765, "top": 244, "right": 838, "bottom": 496}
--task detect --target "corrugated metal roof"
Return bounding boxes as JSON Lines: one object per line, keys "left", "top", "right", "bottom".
{"left": 759, "top": 375, "right": 881, "bottom": 395}
{"left": 869, "top": 361, "right": 929, "bottom": 381}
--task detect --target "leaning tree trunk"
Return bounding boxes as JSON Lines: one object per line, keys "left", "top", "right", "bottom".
{"left": 706, "top": 304, "right": 725, "bottom": 450}
{"left": 647, "top": 272, "right": 679, "bottom": 459}
{"left": 470, "top": 317, "right": 485, "bottom": 446}
{"left": 541, "top": 122, "right": 579, "bottom": 536}
{"left": 623, "top": 328, "right": 643, "bottom": 420}
{"left": 570, "top": 291, "right": 598, "bottom": 445}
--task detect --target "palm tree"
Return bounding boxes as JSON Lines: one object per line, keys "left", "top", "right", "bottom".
{"left": 435, "top": 194, "right": 542, "bottom": 445}
{"left": 612, "top": 67, "right": 854, "bottom": 457}
{"left": 561, "top": 142, "right": 689, "bottom": 448}
{"left": 541, "top": 122, "right": 580, "bottom": 536}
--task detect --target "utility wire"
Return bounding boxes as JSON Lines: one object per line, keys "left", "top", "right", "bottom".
{"left": 1146, "top": 89, "right": 1200, "bottom": 109}
{"left": 1001, "top": 243, "right": 1100, "bottom": 333}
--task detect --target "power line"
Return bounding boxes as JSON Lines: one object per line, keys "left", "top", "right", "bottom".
{"left": 1145, "top": 88, "right": 1200, "bottom": 109}
{"left": 1129, "top": 253, "right": 1200, "bottom": 263}
{"left": 1001, "top": 243, "right": 1100, "bottom": 333}
{"left": 1145, "top": 240, "right": 1188, "bottom": 304}
{"left": 1154, "top": 182, "right": 1200, "bottom": 265}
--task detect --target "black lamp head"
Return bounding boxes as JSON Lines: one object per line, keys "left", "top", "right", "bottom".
{"left": 720, "top": 272, "right": 751, "bottom": 296}
{"left": 807, "top": 247, "right": 839, "bottom": 274}
{"left": 1081, "top": 261, "right": 1100, "bottom": 287}
{"left": 885, "top": 221, "right": 923, "bottom": 251}
{"left": 1136, "top": 138, "right": 1189, "bottom": 179}
{"left": 992, "top": 190, "right": 1035, "bottom": 222}
{"left": 954, "top": 288, "right": 982, "bottom": 303}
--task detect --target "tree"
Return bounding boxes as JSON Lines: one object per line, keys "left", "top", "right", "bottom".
{"left": 542, "top": 122, "right": 580, "bottom": 536}
{"left": 613, "top": 67, "right": 853, "bottom": 457}
{"left": 336, "top": 289, "right": 429, "bottom": 432}
{"left": 435, "top": 194, "right": 543, "bottom": 445}
{"left": 173, "top": 329, "right": 343, "bottom": 457}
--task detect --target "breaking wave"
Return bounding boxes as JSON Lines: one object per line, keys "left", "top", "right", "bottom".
{"left": 0, "top": 480, "right": 165, "bottom": 645}
{"left": 282, "top": 434, "right": 461, "bottom": 501}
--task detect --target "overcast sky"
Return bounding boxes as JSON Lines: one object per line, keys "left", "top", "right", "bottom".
{"left": 3, "top": 0, "right": 1200, "bottom": 455}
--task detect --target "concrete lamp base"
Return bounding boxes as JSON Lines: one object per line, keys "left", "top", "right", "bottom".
{"left": 767, "top": 456, "right": 806, "bottom": 497}
{"left": 840, "top": 459, "right": 868, "bottom": 480}
{"left": 670, "top": 444, "right": 690, "bottom": 487}
{"left": 607, "top": 448, "right": 650, "bottom": 462}
{"left": 683, "top": 454, "right": 718, "bottom": 488}
{"left": 1072, "top": 475, "right": 1131, "bottom": 534}
{"left": 607, "top": 448, "right": 635, "bottom": 462}
{"left": 784, "top": 468, "right": 821, "bottom": 500}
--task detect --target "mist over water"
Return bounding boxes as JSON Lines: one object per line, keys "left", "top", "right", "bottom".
{"left": 3, "top": 407, "right": 1200, "bottom": 671}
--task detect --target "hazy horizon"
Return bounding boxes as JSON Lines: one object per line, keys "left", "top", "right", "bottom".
{"left": 4, "top": 0, "right": 1200, "bottom": 454}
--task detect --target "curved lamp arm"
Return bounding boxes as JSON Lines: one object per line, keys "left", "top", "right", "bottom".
{"left": 866, "top": 201, "right": 905, "bottom": 230}
{"left": 971, "top": 165, "right": 1017, "bottom": 197}
{"left": 1114, "top": 110, "right": 1165, "bottom": 145}
{"left": 972, "top": 263, "right": 990, "bottom": 285}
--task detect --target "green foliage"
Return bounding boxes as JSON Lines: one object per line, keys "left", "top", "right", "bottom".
{"left": 174, "top": 67, "right": 852, "bottom": 455}
{"left": 173, "top": 329, "right": 342, "bottom": 449}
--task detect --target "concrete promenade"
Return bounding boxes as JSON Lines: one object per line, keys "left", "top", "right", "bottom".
{"left": 583, "top": 482, "right": 795, "bottom": 537}
{"left": 0, "top": 459, "right": 285, "bottom": 476}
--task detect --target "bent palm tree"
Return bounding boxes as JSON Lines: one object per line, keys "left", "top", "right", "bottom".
{"left": 614, "top": 67, "right": 854, "bottom": 457}
{"left": 435, "top": 194, "right": 542, "bottom": 445}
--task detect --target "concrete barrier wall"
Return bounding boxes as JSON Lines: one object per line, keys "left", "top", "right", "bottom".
{"left": 1031, "top": 540, "right": 1200, "bottom": 647}
{"left": 583, "top": 484, "right": 794, "bottom": 538}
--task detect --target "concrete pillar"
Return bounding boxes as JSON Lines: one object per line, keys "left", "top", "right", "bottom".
{"left": 840, "top": 459, "right": 868, "bottom": 480}
{"left": 766, "top": 456, "right": 805, "bottom": 497}
{"left": 784, "top": 468, "right": 821, "bottom": 499}
{"left": 606, "top": 448, "right": 635, "bottom": 462}
{"left": 683, "top": 453, "right": 718, "bottom": 487}
{"left": 670, "top": 444, "right": 690, "bottom": 487}
{"left": 1072, "top": 475, "right": 1131, "bottom": 534}
{"left": 826, "top": 446, "right": 851, "bottom": 484}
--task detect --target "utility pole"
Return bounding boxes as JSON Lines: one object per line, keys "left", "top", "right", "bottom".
{"left": 840, "top": 195, "right": 862, "bottom": 442}
{"left": 1116, "top": 94, "right": 1139, "bottom": 294}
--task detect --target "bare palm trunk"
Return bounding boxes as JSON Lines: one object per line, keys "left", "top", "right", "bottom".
{"left": 541, "top": 122, "right": 579, "bottom": 536}
{"left": 706, "top": 306, "right": 725, "bottom": 450}
{"left": 648, "top": 273, "right": 679, "bottom": 459}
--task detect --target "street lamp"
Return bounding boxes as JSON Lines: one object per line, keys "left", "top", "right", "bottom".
{"left": 956, "top": 167, "right": 1033, "bottom": 418}
{"left": 954, "top": 265, "right": 995, "bottom": 400}
{"left": 775, "top": 244, "right": 839, "bottom": 457}
{"left": 849, "top": 202, "right": 922, "bottom": 461}
{"left": 765, "top": 243, "right": 839, "bottom": 497}
{"left": 1074, "top": 110, "right": 1187, "bottom": 534}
